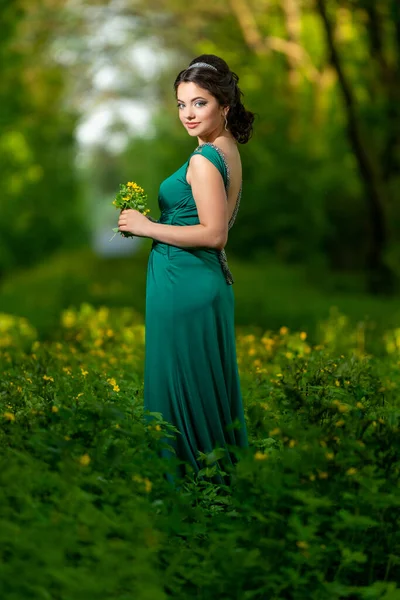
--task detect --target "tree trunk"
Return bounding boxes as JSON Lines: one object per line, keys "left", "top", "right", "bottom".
{"left": 316, "top": 0, "right": 395, "bottom": 294}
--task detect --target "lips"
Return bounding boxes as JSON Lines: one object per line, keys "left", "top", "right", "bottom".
{"left": 186, "top": 122, "right": 200, "bottom": 127}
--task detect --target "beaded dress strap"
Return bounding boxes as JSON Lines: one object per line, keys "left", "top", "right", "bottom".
{"left": 194, "top": 142, "right": 242, "bottom": 285}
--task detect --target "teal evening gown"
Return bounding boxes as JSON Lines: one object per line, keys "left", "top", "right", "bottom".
{"left": 143, "top": 142, "right": 249, "bottom": 486}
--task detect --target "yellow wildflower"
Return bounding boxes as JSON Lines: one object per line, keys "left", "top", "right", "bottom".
{"left": 3, "top": 411, "right": 15, "bottom": 421}
{"left": 143, "top": 478, "right": 152, "bottom": 493}
{"left": 288, "top": 439, "right": 297, "bottom": 448}
{"left": 269, "top": 427, "right": 281, "bottom": 436}
{"left": 79, "top": 454, "right": 91, "bottom": 466}
{"left": 325, "top": 452, "right": 335, "bottom": 460}
{"left": 43, "top": 375, "right": 54, "bottom": 382}
{"left": 155, "top": 424, "right": 161, "bottom": 431}
{"left": 346, "top": 467, "right": 357, "bottom": 476}
{"left": 356, "top": 402, "right": 364, "bottom": 409}
{"left": 335, "top": 420, "right": 345, "bottom": 427}
{"left": 254, "top": 451, "right": 268, "bottom": 460}
{"left": 299, "top": 332, "right": 307, "bottom": 340}
{"left": 279, "top": 326, "right": 289, "bottom": 335}
{"left": 51, "top": 406, "right": 59, "bottom": 413}
{"left": 113, "top": 385, "right": 120, "bottom": 392}
{"left": 107, "top": 378, "right": 117, "bottom": 387}
{"left": 296, "top": 541, "right": 309, "bottom": 549}
{"left": 338, "top": 404, "right": 349, "bottom": 413}
{"left": 81, "top": 368, "right": 88, "bottom": 377}
{"left": 318, "top": 471, "right": 328, "bottom": 479}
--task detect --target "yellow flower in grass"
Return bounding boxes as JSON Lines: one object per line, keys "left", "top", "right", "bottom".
{"left": 132, "top": 474, "right": 152, "bottom": 492}
{"left": 346, "top": 467, "right": 357, "bottom": 476}
{"left": 279, "top": 326, "right": 289, "bottom": 335}
{"left": 79, "top": 454, "right": 91, "bottom": 466}
{"left": 81, "top": 368, "right": 88, "bottom": 377}
{"left": 269, "top": 427, "right": 281, "bottom": 436}
{"left": 3, "top": 412, "right": 15, "bottom": 421}
{"left": 143, "top": 478, "right": 152, "bottom": 493}
{"left": 296, "top": 541, "right": 309, "bottom": 549}
{"left": 51, "top": 406, "right": 59, "bottom": 413}
{"left": 300, "top": 332, "right": 307, "bottom": 340}
{"left": 43, "top": 375, "right": 54, "bottom": 382}
{"left": 254, "top": 451, "right": 268, "bottom": 461}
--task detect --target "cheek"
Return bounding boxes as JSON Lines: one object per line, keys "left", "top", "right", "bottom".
{"left": 204, "top": 107, "right": 220, "bottom": 123}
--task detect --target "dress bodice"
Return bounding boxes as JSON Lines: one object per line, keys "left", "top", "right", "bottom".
{"left": 150, "top": 142, "right": 242, "bottom": 285}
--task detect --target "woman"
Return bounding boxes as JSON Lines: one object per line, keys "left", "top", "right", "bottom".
{"left": 118, "top": 54, "right": 255, "bottom": 486}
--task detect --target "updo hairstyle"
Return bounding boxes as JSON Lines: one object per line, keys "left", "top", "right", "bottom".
{"left": 173, "top": 54, "right": 255, "bottom": 144}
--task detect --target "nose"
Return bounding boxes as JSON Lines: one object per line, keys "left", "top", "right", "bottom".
{"left": 183, "top": 107, "right": 196, "bottom": 120}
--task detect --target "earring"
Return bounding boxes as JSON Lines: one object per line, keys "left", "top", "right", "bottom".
{"left": 224, "top": 112, "right": 228, "bottom": 131}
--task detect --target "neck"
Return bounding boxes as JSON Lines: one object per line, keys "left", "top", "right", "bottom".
{"left": 197, "top": 128, "right": 234, "bottom": 146}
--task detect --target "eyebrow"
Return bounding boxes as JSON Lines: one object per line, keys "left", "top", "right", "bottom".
{"left": 176, "top": 96, "right": 207, "bottom": 102}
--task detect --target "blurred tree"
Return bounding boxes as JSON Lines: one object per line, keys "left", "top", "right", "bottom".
{"left": 52, "top": 0, "right": 400, "bottom": 294}
{"left": 0, "top": 0, "right": 88, "bottom": 279}
{"left": 316, "top": 0, "right": 399, "bottom": 292}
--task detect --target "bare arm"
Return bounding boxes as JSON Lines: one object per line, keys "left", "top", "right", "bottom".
{"left": 145, "top": 154, "right": 228, "bottom": 251}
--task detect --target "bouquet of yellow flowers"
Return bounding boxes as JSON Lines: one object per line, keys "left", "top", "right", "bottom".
{"left": 110, "top": 181, "right": 151, "bottom": 241}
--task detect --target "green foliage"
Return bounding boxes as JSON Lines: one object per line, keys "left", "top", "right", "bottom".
{"left": 0, "top": 0, "right": 88, "bottom": 278}
{"left": 0, "top": 304, "right": 399, "bottom": 598}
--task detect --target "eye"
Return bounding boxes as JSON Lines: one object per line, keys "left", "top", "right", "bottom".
{"left": 195, "top": 101, "right": 207, "bottom": 107}
{"left": 177, "top": 103, "right": 184, "bottom": 109}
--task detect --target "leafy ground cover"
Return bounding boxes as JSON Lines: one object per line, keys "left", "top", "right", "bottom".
{"left": 1, "top": 245, "right": 400, "bottom": 352}
{"left": 1, "top": 303, "right": 399, "bottom": 599}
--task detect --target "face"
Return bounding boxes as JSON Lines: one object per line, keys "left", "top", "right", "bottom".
{"left": 176, "top": 81, "right": 226, "bottom": 138}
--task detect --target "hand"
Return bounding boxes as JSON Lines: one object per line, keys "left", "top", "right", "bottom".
{"left": 118, "top": 209, "right": 151, "bottom": 237}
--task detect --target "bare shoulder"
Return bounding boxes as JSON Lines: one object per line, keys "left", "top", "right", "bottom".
{"left": 218, "top": 140, "right": 243, "bottom": 183}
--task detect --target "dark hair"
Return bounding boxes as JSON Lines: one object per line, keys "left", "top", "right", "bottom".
{"left": 173, "top": 54, "right": 255, "bottom": 144}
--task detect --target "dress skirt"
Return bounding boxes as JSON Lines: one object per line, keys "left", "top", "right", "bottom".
{"left": 143, "top": 240, "right": 249, "bottom": 486}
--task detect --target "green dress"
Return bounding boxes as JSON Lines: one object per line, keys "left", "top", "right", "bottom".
{"left": 143, "top": 142, "right": 249, "bottom": 485}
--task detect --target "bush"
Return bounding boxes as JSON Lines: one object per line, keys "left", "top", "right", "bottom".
{"left": 0, "top": 305, "right": 399, "bottom": 599}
